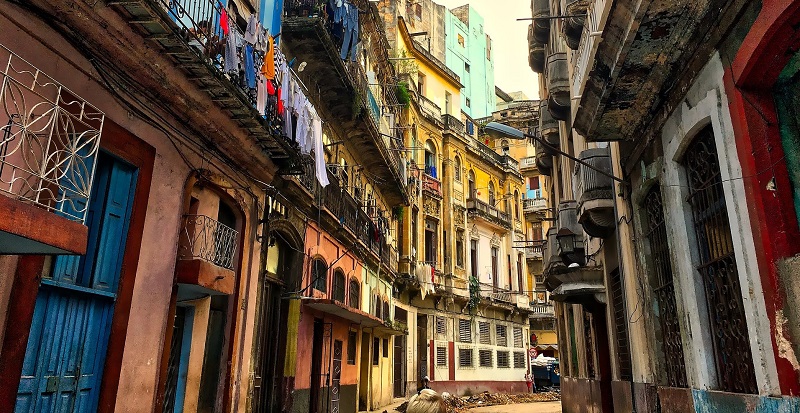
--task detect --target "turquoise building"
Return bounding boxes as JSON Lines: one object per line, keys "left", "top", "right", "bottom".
{"left": 445, "top": 4, "right": 495, "bottom": 119}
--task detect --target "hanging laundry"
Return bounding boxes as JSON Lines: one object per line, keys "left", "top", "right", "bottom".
{"left": 340, "top": 3, "right": 359, "bottom": 61}
{"left": 313, "top": 119, "right": 330, "bottom": 188}
{"left": 220, "top": 5, "right": 230, "bottom": 36}
{"left": 256, "top": 73, "right": 267, "bottom": 116}
{"left": 243, "top": 44, "right": 256, "bottom": 89}
{"left": 244, "top": 14, "right": 259, "bottom": 44}
{"left": 224, "top": 29, "right": 239, "bottom": 74}
{"left": 308, "top": 104, "right": 322, "bottom": 155}
{"left": 261, "top": 35, "right": 276, "bottom": 80}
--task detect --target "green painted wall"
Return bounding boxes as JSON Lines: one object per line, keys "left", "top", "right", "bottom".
{"left": 444, "top": 5, "right": 495, "bottom": 119}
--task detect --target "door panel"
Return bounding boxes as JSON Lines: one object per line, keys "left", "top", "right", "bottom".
{"left": 16, "top": 155, "right": 137, "bottom": 413}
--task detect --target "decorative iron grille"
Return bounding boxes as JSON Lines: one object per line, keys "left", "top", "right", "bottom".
{"left": 478, "top": 349, "right": 493, "bottom": 367}
{"left": 609, "top": 269, "right": 633, "bottom": 381}
{"left": 497, "top": 351, "right": 510, "bottom": 368}
{"left": 496, "top": 325, "right": 508, "bottom": 347}
{"left": 0, "top": 44, "right": 103, "bottom": 223}
{"left": 436, "top": 346, "right": 447, "bottom": 366}
{"left": 459, "top": 319, "right": 472, "bottom": 343}
{"left": 479, "top": 322, "right": 491, "bottom": 344}
{"left": 178, "top": 214, "right": 239, "bottom": 270}
{"left": 644, "top": 185, "right": 688, "bottom": 387}
{"left": 684, "top": 128, "right": 757, "bottom": 394}
{"left": 459, "top": 348, "right": 473, "bottom": 367}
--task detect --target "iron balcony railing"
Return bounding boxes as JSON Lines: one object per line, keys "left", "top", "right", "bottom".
{"left": 572, "top": 0, "right": 610, "bottom": 99}
{"left": 530, "top": 303, "right": 555, "bottom": 315}
{"left": 422, "top": 174, "right": 441, "bottom": 197}
{"left": 466, "top": 197, "right": 511, "bottom": 228}
{"left": 520, "top": 156, "right": 537, "bottom": 170}
{"left": 525, "top": 240, "right": 545, "bottom": 259}
{"left": 0, "top": 44, "right": 103, "bottom": 223}
{"left": 178, "top": 214, "right": 239, "bottom": 270}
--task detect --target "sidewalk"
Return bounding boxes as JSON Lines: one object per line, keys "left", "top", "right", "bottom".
{"left": 362, "top": 398, "right": 407, "bottom": 413}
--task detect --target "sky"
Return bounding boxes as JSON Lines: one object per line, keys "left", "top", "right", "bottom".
{"left": 435, "top": 0, "right": 540, "bottom": 100}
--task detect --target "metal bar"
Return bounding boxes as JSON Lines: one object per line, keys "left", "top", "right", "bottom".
{"left": 525, "top": 132, "right": 627, "bottom": 184}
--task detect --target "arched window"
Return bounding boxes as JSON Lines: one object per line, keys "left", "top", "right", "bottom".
{"left": 349, "top": 279, "right": 360, "bottom": 309}
{"left": 514, "top": 190, "right": 520, "bottom": 219}
{"left": 488, "top": 181, "right": 496, "bottom": 206}
{"left": 454, "top": 156, "right": 462, "bottom": 182}
{"left": 333, "top": 269, "right": 346, "bottom": 302}
{"left": 311, "top": 258, "right": 327, "bottom": 292}
{"left": 424, "top": 140, "right": 437, "bottom": 177}
{"left": 375, "top": 294, "right": 382, "bottom": 319}
{"left": 468, "top": 170, "right": 476, "bottom": 199}
{"left": 501, "top": 139, "right": 510, "bottom": 155}
{"left": 383, "top": 301, "right": 390, "bottom": 322}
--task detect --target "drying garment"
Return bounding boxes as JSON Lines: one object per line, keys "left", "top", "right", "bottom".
{"left": 313, "top": 116, "right": 330, "bottom": 188}
{"left": 329, "top": 0, "right": 345, "bottom": 23}
{"left": 267, "top": 81, "right": 275, "bottom": 95}
{"left": 219, "top": 6, "right": 229, "bottom": 36}
{"left": 295, "top": 100, "right": 310, "bottom": 152}
{"left": 415, "top": 263, "right": 434, "bottom": 300}
{"left": 261, "top": 35, "right": 276, "bottom": 80}
{"left": 244, "top": 15, "right": 259, "bottom": 44}
{"left": 307, "top": 103, "right": 322, "bottom": 155}
{"left": 224, "top": 30, "right": 239, "bottom": 74}
{"left": 340, "top": 4, "right": 359, "bottom": 61}
{"left": 256, "top": 73, "right": 267, "bottom": 116}
{"left": 243, "top": 44, "right": 256, "bottom": 89}
{"left": 276, "top": 87, "right": 284, "bottom": 115}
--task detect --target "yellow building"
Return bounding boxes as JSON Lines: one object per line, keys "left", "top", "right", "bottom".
{"left": 388, "top": 16, "right": 535, "bottom": 396}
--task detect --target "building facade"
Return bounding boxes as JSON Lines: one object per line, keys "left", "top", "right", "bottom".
{"left": 531, "top": 0, "right": 800, "bottom": 412}
{"left": 445, "top": 5, "right": 496, "bottom": 119}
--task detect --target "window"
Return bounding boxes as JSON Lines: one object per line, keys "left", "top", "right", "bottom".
{"left": 513, "top": 352, "right": 526, "bottom": 368}
{"left": 445, "top": 92, "right": 452, "bottom": 115}
{"left": 311, "top": 259, "right": 327, "bottom": 292}
{"left": 347, "top": 331, "right": 357, "bottom": 365}
{"left": 375, "top": 295, "right": 382, "bottom": 319}
{"left": 332, "top": 270, "right": 346, "bottom": 302}
{"left": 468, "top": 170, "right": 476, "bottom": 198}
{"left": 459, "top": 348, "right": 473, "bottom": 367}
{"left": 454, "top": 157, "right": 462, "bottom": 182}
{"left": 457, "top": 34, "right": 465, "bottom": 47}
{"left": 455, "top": 230, "right": 465, "bottom": 268}
{"left": 610, "top": 269, "right": 633, "bottom": 381}
{"left": 479, "top": 349, "right": 493, "bottom": 367}
{"left": 514, "top": 191, "right": 520, "bottom": 220}
{"left": 496, "top": 325, "right": 508, "bottom": 347}
{"left": 349, "top": 279, "right": 360, "bottom": 309}
{"left": 517, "top": 253, "right": 524, "bottom": 293}
{"left": 373, "top": 338, "right": 380, "bottom": 365}
{"left": 491, "top": 247, "right": 498, "bottom": 288}
{"left": 383, "top": 301, "right": 390, "bottom": 322}
{"left": 424, "top": 140, "right": 436, "bottom": 177}
{"left": 485, "top": 34, "right": 491, "bottom": 60}
{"left": 458, "top": 319, "right": 472, "bottom": 343}
{"left": 436, "top": 346, "right": 447, "bottom": 366}
{"left": 683, "top": 127, "right": 756, "bottom": 393}
{"left": 478, "top": 322, "right": 491, "bottom": 344}
{"left": 470, "top": 239, "right": 478, "bottom": 278}
{"left": 643, "top": 185, "right": 687, "bottom": 387}
{"left": 488, "top": 181, "right": 495, "bottom": 205}
{"left": 466, "top": 120, "right": 475, "bottom": 135}
{"left": 465, "top": 98, "right": 471, "bottom": 108}
{"left": 436, "top": 316, "right": 446, "bottom": 335}
{"left": 417, "top": 72, "right": 426, "bottom": 96}
{"left": 383, "top": 338, "right": 389, "bottom": 357}
{"left": 497, "top": 351, "right": 510, "bottom": 368}
{"left": 414, "top": 3, "right": 422, "bottom": 19}
{"left": 465, "top": 63, "right": 470, "bottom": 72}
{"left": 513, "top": 327, "right": 523, "bottom": 348}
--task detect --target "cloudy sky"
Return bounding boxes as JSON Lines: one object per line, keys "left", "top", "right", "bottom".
{"left": 436, "top": 0, "right": 540, "bottom": 100}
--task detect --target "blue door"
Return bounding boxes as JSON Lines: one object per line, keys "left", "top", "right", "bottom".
{"left": 16, "top": 154, "right": 138, "bottom": 413}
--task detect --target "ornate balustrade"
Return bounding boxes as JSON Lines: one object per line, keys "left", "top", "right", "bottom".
{"left": 178, "top": 214, "right": 239, "bottom": 270}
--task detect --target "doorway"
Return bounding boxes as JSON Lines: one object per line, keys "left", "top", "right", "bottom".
{"left": 16, "top": 154, "right": 138, "bottom": 413}
{"left": 416, "top": 314, "right": 428, "bottom": 391}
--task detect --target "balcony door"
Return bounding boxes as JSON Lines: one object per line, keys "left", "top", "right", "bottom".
{"left": 16, "top": 154, "right": 137, "bottom": 413}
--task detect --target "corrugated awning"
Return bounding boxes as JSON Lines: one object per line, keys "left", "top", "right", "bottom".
{"left": 302, "top": 298, "right": 384, "bottom": 327}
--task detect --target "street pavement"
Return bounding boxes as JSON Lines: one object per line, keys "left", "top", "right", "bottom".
{"left": 468, "top": 401, "right": 562, "bottom": 413}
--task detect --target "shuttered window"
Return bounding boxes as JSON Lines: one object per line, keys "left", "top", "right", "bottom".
{"left": 496, "top": 325, "right": 508, "bottom": 347}
{"left": 479, "top": 349, "right": 493, "bottom": 367}
{"left": 497, "top": 351, "right": 510, "bottom": 368}
{"left": 513, "top": 352, "right": 526, "bottom": 368}
{"left": 459, "top": 348, "right": 473, "bottom": 367}
{"left": 436, "top": 346, "right": 447, "bottom": 366}
{"left": 479, "top": 322, "right": 491, "bottom": 344}
{"left": 436, "top": 316, "right": 446, "bottom": 335}
{"left": 513, "top": 327, "right": 523, "bottom": 348}
{"left": 459, "top": 319, "right": 472, "bottom": 343}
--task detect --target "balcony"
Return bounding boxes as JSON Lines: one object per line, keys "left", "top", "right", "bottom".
{"left": 524, "top": 240, "right": 545, "bottom": 260}
{"left": 534, "top": 138, "right": 553, "bottom": 176}
{"left": 548, "top": 267, "right": 605, "bottom": 304}
{"left": 564, "top": 0, "right": 590, "bottom": 50}
{"left": 574, "top": 149, "right": 615, "bottom": 238}
{"left": 466, "top": 197, "right": 511, "bottom": 230}
{"left": 108, "top": 0, "right": 299, "bottom": 173}
{"left": 530, "top": 303, "right": 555, "bottom": 317}
{"left": 539, "top": 100, "right": 560, "bottom": 149}
{"left": 528, "top": 24, "right": 545, "bottom": 74}
{"left": 418, "top": 94, "right": 443, "bottom": 126}
{"left": 0, "top": 45, "right": 100, "bottom": 255}
{"left": 571, "top": 0, "right": 610, "bottom": 104}
{"left": 523, "top": 198, "right": 548, "bottom": 214}
{"left": 281, "top": 0, "right": 406, "bottom": 205}
{"left": 520, "top": 156, "right": 537, "bottom": 172}
{"left": 176, "top": 215, "right": 239, "bottom": 295}
{"left": 572, "top": 0, "right": 736, "bottom": 142}
{"left": 469, "top": 139, "right": 519, "bottom": 174}
{"left": 515, "top": 293, "right": 531, "bottom": 310}
{"left": 555, "top": 200, "right": 585, "bottom": 266}
{"left": 531, "top": 0, "right": 550, "bottom": 44}
{"left": 422, "top": 173, "right": 442, "bottom": 198}
{"left": 546, "top": 53, "right": 570, "bottom": 121}
{"left": 442, "top": 113, "right": 466, "bottom": 140}
{"left": 295, "top": 165, "right": 391, "bottom": 259}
